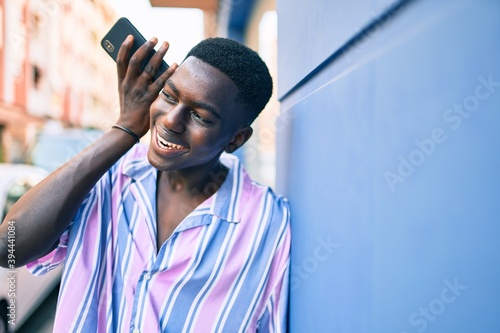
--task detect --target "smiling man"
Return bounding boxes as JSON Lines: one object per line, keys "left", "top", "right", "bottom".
{"left": 0, "top": 36, "right": 290, "bottom": 332}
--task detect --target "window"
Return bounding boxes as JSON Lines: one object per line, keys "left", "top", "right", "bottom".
{"left": 32, "top": 64, "right": 42, "bottom": 89}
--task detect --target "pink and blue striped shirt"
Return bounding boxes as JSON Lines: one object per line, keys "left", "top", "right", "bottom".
{"left": 27, "top": 145, "right": 291, "bottom": 332}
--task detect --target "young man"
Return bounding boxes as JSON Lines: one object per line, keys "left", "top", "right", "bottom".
{"left": 0, "top": 36, "right": 290, "bottom": 332}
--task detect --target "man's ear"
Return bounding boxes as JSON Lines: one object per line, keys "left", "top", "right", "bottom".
{"left": 224, "top": 127, "right": 253, "bottom": 154}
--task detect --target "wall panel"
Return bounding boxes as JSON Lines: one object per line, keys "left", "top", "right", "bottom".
{"left": 277, "top": 0, "right": 500, "bottom": 332}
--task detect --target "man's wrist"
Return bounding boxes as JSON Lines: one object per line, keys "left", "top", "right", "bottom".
{"left": 111, "top": 124, "right": 140, "bottom": 143}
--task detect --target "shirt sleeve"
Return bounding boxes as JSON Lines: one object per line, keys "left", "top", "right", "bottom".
{"left": 25, "top": 146, "right": 137, "bottom": 276}
{"left": 26, "top": 187, "right": 96, "bottom": 276}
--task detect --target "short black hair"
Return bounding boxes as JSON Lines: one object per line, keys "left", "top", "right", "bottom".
{"left": 185, "top": 37, "right": 273, "bottom": 125}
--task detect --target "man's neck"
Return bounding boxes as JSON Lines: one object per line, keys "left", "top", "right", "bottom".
{"left": 157, "top": 160, "right": 229, "bottom": 200}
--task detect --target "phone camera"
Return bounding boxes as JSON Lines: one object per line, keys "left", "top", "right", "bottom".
{"left": 103, "top": 40, "right": 114, "bottom": 52}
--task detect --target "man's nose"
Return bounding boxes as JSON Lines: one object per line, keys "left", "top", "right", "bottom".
{"left": 160, "top": 105, "right": 186, "bottom": 134}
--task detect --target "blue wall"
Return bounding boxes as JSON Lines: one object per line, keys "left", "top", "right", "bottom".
{"left": 276, "top": 0, "right": 500, "bottom": 332}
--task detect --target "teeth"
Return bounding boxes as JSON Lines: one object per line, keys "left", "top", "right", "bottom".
{"left": 156, "top": 132, "right": 186, "bottom": 150}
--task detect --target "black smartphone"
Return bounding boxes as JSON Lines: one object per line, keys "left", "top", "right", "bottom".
{"left": 101, "top": 17, "right": 169, "bottom": 81}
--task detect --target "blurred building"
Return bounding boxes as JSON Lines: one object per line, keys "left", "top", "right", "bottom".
{"left": 0, "top": 0, "right": 118, "bottom": 163}
{"left": 150, "top": 0, "right": 279, "bottom": 187}
{"left": 149, "top": 0, "right": 219, "bottom": 38}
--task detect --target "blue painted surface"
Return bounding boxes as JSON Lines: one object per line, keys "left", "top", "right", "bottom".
{"left": 276, "top": 0, "right": 500, "bottom": 332}
{"left": 277, "top": 0, "right": 400, "bottom": 98}
{"left": 227, "top": 0, "right": 256, "bottom": 42}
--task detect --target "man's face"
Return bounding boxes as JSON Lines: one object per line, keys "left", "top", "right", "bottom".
{"left": 148, "top": 56, "right": 243, "bottom": 171}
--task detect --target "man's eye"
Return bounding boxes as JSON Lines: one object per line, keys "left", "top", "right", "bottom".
{"left": 160, "top": 89, "right": 176, "bottom": 103}
{"left": 190, "top": 111, "right": 213, "bottom": 124}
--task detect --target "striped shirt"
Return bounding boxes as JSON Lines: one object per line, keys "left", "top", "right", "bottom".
{"left": 27, "top": 145, "right": 290, "bottom": 333}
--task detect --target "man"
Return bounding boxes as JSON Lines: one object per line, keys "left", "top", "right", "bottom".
{"left": 0, "top": 35, "right": 290, "bottom": 332}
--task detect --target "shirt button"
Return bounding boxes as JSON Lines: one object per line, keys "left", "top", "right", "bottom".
{"left": 132, "top": 329, "right": 140, "bottom": 333}
{"left": 143, "top": 272, "right": 151, "bottom": 281}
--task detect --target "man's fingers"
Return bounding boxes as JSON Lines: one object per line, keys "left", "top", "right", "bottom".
{"left": 127, "top": 37, "right": 158, "bottom": 78}
{"left": 152, "top": 62, "right": 178, "bottom": 91}
{"left": 141, "top": 41, "right": 170, "bottom": 80}
{"left": 116, "top": 35, "right": 133, "bottom": 82}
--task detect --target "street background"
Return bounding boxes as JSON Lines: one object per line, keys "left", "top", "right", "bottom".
{"left": 2, "top": 0, "right": 500, "bottom": 332}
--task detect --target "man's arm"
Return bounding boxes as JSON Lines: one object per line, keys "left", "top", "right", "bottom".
{"left": 0, "top": 35, "right": 177, "bottom": 268}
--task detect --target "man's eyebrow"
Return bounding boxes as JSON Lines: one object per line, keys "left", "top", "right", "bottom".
{"left": 166, "top": 79, "right": 180, "bottom": 96}
{"left": 166, "top": 80, "right": 221, "bottom": 120}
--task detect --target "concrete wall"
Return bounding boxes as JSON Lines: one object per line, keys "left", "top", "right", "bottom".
{"left": 276, "top": 0, "right": 500, "bottom": 331}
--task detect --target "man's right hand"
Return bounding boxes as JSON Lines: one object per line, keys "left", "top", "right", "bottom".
{"left": 115, "top": 35, "right": 178, "bottom": 138}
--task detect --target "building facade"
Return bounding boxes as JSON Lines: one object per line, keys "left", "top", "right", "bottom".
{"left": 0, "top": 0, "right": 118, "bottom": 163}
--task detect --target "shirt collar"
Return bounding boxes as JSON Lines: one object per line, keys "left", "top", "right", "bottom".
{"left": 122, "top": 147, "right": 250, "bottom": 224}
{"left": 209, "top": 153, "right": 251, "bottom": 223}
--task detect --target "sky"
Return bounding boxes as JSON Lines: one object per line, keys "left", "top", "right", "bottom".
{"left": 106, "top": 0, "right": 204, "bottom": 65}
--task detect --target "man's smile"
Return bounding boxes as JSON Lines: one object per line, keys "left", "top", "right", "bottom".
{"left": 156, "top": 131, "right": 188, "bottom": 150}
{"left": 152, "top": 127, "right": 189, "bottom": 157}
